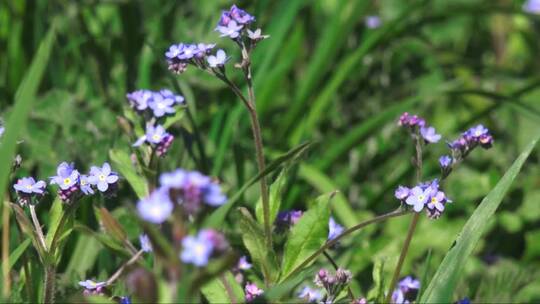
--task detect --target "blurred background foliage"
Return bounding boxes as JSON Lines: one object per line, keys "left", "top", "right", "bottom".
{"left": 1, "top": 0, "right": 540, "bottom": 302}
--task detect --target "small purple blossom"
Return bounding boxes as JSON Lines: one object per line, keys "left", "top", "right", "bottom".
{"left": 88, "top": 162, "right": 119, "bottom": 192}
{"left": 420, "top": 126, "right": 441, "bottom": 143}
{"left": 439, "top": 155, "right": 452, "bottom": 168}
{"left": 398, "top": 112, "right": 426, "bottom": 128}
{"left": 216, "top": 20, "right": 243, "bottom": 39}
{"left": 13, "top": 177, "right": 46, "bottom": 194}
{"left": 159, "top": 89, "right": 185, "bottom": 105}
{"left": 50, "top": 162, "right": 79, "bottom": 190}
{"left": 275, "top": 210, "right": 303, "bottom": 231}
{"left": 365, "top": 16, "right": 382, "bottom": 29}
{"left": 126, "top": 90, "right": 153, "bottom": 111}
{"left": 395, "top": 186, "right": 410, "bottom": 200}
{"left": 237, "top": 256, "right": 252, "bottom": 270}
{"left": 207, "top": 49, "right": 228, "bottom": 68}
{"left": 229, "top": 5, "right": 255, "bottom": 25}
{"left": 524, "top": 0, "right": 540, "bottom": 14}
{"left": 245, "top": 282, "right": 263, "bottom": 302}
{"left": 148, "top": 93, "right": 176, "bottom": 117}
{"left": 449, "top": 124, "right": 494, "bottom": 158}
{"left": 136, "top": 188, "right": 173, "bottom": 224}
{"left": 181, "top": 230, "right": 215, "bottom": 266}
{"left": 139, "top": 234, "right": 152, "bottom": 253}
{"left": 79, "top": 280, "right": 106, "bottom": 290}
{"left": 247, "top": 28, "right": 269, "bottom": 41}
{"left": 399, "top": 276, "right": 420, "bottom": 293}
{"left": 298, "top": 286, "right": 323, "bottom": 302}
{"left": 392, "top": 276, "right": 420, "bottom": 303}
{"left": 133, "top": 124, "right": 170, "bottom": 147}
{"left": 328, "top": 217, "right": 344, "bottom": 241}
{"left": 405, "top": 186, "right": 431, "bottom": 212}
{"left": 0, "top": 125, "right": 4, "bottom": 138}
{"left": 79, "top": 175, "right": 94, "bottom": 195}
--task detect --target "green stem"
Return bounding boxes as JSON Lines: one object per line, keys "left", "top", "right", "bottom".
{"left": 385, "top": 135, "right": 423, "bottom": 303}
{"left": 283, "top": 208, "right": 409, "bottom": 282}
{"left": 43, "top": 265, "right": 55, "bottom": 303}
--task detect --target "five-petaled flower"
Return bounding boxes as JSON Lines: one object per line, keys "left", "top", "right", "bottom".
{"left": 420, "top": 126, "right": 441, "bottom": 143}
{"left": 136, "top": 188, "right": 173, "bottom": 224}
{"left": 328, "top": 217, "right": 344, "bottom": 241}
{"left": 13, "top": 177, "right": 46, "bottom": 195}
{"left": 405, "top": 186, "right": 432, "bottom": 212}
{"left": 88, "top": 162, "right": 119, "bottom": 192}
{"left": 50, "top": 162, "right": 80, "bottom": 190}
{"left": 180, "top": 230, "right": 215, "bottom": 266}
{"left": 207, "top": 49, "right": 228, "bottom": 68}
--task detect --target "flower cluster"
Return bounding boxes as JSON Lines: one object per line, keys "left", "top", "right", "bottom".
{"left": 395, "top": 179, "right": 452, "bottom": 219}
{"left": 314, "top": 268, "right": 353, "bottom": 303}
{"left": 398, "top": 112, "right": 441, "bottom": 143}
{"left": 165, "top": 43, "right": 216, "bottom": 74}
{"left": 216, "top": 5, "right": 255, "bottom": 39}
{"left": 137, "top": 169, "right": 227, "bottom": 223}
{"left": 181, "top": 229, "right": 228, "bottom": 266}
{"left": 49, "top": 162, "right": 119, "bottom": 202}
{"left": 245, "top": 282, "right": 264, "bottom": 302}
{"left": 126, "top": 89, "right": 184, "bottom": 118}
{"left": 391, "top": 276, "right": 420, "bottom": 304}
{"left": 448, "top": 124, "right": 493, "bottom": 159}
{"left": 13, "top": 177, "right": 46, "bottom": 206}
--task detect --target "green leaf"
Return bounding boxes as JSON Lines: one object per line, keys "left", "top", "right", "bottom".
{"left": 2, "top": 238, "right": 31, "bottom": 271}
{"left": 0, "top": 27, "right": 55, "bottom": 228}
{"left": 163, "top": 109, "right": 186, "bottom": 129}
{"left": 45, "top": 197, "right": 62, "bottom": 248}
{"left": 201, "top": 272, "right": 245, "bottom": 304}
{"left": 367, "top": 258, "right": 386, "bottom": 303}
{"left": 95, "top": 207, "right": 128, "bottom": 244}
{"left": 238, "top": 208, "right": 279, "bottom": 284}
{"left": 280, "top": 192, "right": 334, "bottom": 281}
{"left": 65, "top": 235, "right": 102, "bottom": 278}
{"left": 420, "top": 135, "right": 540, "bottom": 303}
{"left": 109, "top": 149, "right": 149, "bottom": 199}
{"left": 203, "top": 142, "right": 311, "bottom": 228}
{"left": 255, "top": 169, "right": 287, "bottom": 225}
{"left": 10, "top": 204, "right": 46, "bottom": 261}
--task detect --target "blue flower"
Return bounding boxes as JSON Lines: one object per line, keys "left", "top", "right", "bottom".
{"left": 365, "top": 16, "right": 382, "bottom": 29}
{"left": 88, "top": 162, "right": 119, "bottom": 192}
{"left": 216, "top": 20, "right": 244, "bottom": 39}
{"left": 139, "top": 234, "right": 153, "bottom": 253}
{"left": 79, "top": 175, "right": 94, "bottom": 195}
{"left": 439, "top": 155, "right": 452, "bottom": 168}
{"left": 136, "top": 188, "right": 173, "bottom": 224}
{"left": 126, "top": 90, "right": 153, "bottom": 111}
{"left": 13, "top": 177, "right": 46, "bottom": 194}
{"left": 159, "top": 89, "right": 185, "bottom": 105}
{"left": 148, "top": 93, "right": 176, "bottom": 117}
{"left": 180, "top": 230, "right": 215, "bottom": 266}
{"left": 79, "top": 279, "right": 106, "bottom": 290}
{"left": 328, "top": 217, "right": 344, "bottom": 241}
{"left": 119, "top": 296, "right": 131, "bottom": 304}
{"left": 467, "top": 124, "right": 489, "bottom": 139}
{"left": 50, "top": 162, "right": 79, "bottom": 190}
{"left": 237, "top": 256, "right": 252, "bottom": 270}
{"left": 524, "top": 0, "right": 540, "bottom": 14}
{"left": 229, "top": 5, "right": 255, "bottom": 25}
{"left": 405, "top": 186, "right": 431, "bottom": 212}
{"left": 420, "top": 126, "right": 441, "bottom": 143}
{"left": 0, "top": 125, "right": 4, "bottom": 138}
{"left": 395, "top": 185, "right": 410, "bottom": 200}
{"left": 207, "top": 49, "right": 228, "bottom": 68}
{"left": 133, "top": 124, "right": 170, "bottom": 147}
{"left": 247, "top": 28, "right": 269, "bottom": 41}
{"left": 245, "top": 282, "right": 263, "bottom": 302}
{"left": 298, "top": 286, "right": 323, "bottom": 302}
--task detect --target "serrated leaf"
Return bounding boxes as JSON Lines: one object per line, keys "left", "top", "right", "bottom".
{"left": 421, "top": 135, "right": 539, "bottom": 303}
{"left": 280, "top": 192, "right": 334, "bottom": 281}
{"left": 255, "top": 169, "right": 287, "bottom": 225}
{"left": 109, "top": 149, "right": 148, "bottom": 199}
{"left": 201, "top": 272, "right": 245, "bottom": 304}
{"left": 238, "top": 207, "right": 279, "bottom": 284}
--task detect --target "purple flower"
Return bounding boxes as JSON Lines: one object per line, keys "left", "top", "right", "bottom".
{"left": 178, "top": 44, "right": 198, "bottom": 60}
{"left": 245, "top": 282, "right": 263, "bottom": 302}
{"left": 79, "top": 175, "right": 94, "bottom": 195}
{"left": 395, "top": 186, "right": 410, "bottom": 200}
{"left": 159, "top": 89, "right": 185, "bottom": 105}
{"left": 159, "top": 169, "right": 227, "bottom": 212}
{"left": 275, "top": 210, "right": 303, "bottom": 231}
{"left": 196, "top": 43, "right": 216, "bottom": 57}
{"left": 398, "top": 112, "right": 425, "bottom": 128}
{"left": 148, "top": 93, "right": 176, "bottom": 117}
{"left": 139, "top": 234, "right": 152, "bottom": 253}
{"left": 405, "top": 186, "right": 431, "bottom": 212}
{"left": 181, "top": 230, "right": 215, "bottom": 266}
{"left": 468, "top": 124, "right": 489, "bottom": 139}
{"left": 126, "top": 90, "right": 153, "bottom": 111}
{"left": 457, "top": 297, "right": 471, "bottom": 304}
{"left": 119, "top": 296, "right": 131, "bottom": 304}
{"left": 137, "top": 188, "right": 173, "bottom": 224}
{"left": 392, "top": 289, "right": 406, "bottom": 304}
{"left": 229, "top": 5, "right": 255, "bottom": 25}
{"left": 420, "top": 126, "right": 441, "bottom": 143}
{"left": 79, "top": 280, "right": 106, "bottom": 290}
{"left": 216, "top": 20, "right": 243, "bottom": 39}
{"left": 13, "top": 177, "right": 46, "bottom": 194}
{"left": 365, "top": 16, "right": 382, "bottom": 29}
{"left": 133, "top": 124, "right": 170, "bottom": 147}
{"left": 439, "top": 155, "right": 452, "bottom": 168}
{"left": 238, "top": 256, "right": 252, "bottom": 270}
{"left": 247, "top": 28, "right": 269, "bottom": 41}
{"left": 328, "top": 217, "right": 344, "bottom": 241}
{"left": 524, "top": 0, "right": 540, "bottom": 14}
{"left": 165, "top": 43, "right": 184, "bottom": 60}
{"left": 298, "top": 286, "right": 323, "bottom": 302}
{"left": 0, "top": 125, "right": 4, "bottom": 138}
{"left": 88, "top": 162, "right": 119, "bottom": 192}
{"left": 392, "top": 276, "right": 420, "bottom": 303}
{"left": 50, "top": 162, "right": 79, "bottom": 190}
{"left": 207, "top": 49, "right": 228, "bottom": 68}
{"left": 398, "top": 276, "right": 420, "bottom": 293}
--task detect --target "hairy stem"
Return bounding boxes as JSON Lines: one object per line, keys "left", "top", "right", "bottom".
{"left": 284, "top": 208, "right": 409, "bottom": 282}
{"left": 2, "top": 200, "right": 10, "bottom": 298}
{"left": 385, "top": 136, "right": 423, "bottom": 303}
{"left": 43, "top": 265, "right": 56, "bottom": 303}
{"left": 29, "top": 205, "right": 48, "bottom": 252}
{"left": 218, "top": 74, "right": 272, "bottom": 250}
{"left": 106, "top": 249, "right": 144, "bottom": 285}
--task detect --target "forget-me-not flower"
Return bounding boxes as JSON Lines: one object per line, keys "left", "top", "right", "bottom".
{"left": 137, "top": 188, "right": 173, "bottom": 224}
{"left": 50, "top": 162, "right": 80, "bottom": 190}
{"left": 13, "top": 177, "right": 46, "bottom": 195}
{"left": 88, "top": 162, "right": 119, "bottom": 192}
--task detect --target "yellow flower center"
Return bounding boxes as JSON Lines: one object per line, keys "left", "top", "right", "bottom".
{"left": 431, "top": 197, "right": 438, "bottom": 204}
{"left": 63, "top": 178, "right": 71, "bottom": 185}
{"left": 152, "top": 135, "right": 161, "bottom": 141}
{"left": 418, "top": 194, "right": 425, "bottom": 201}
{"left": 99, "top": 174, "right": 106, "bottom": 181}
{"left": 81, "top": 180, "right": 87, "bottom": 186}
{"left": 25, "top": 185, "right": 32, "bottom": 189}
